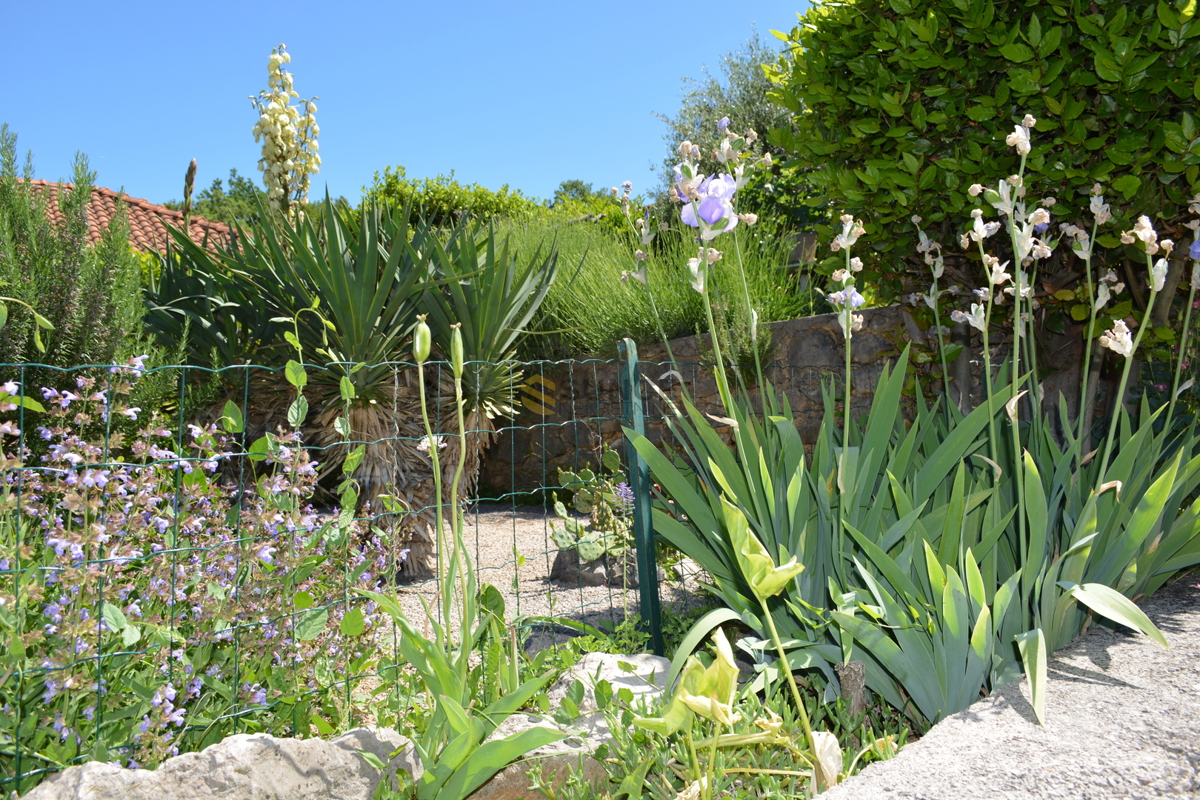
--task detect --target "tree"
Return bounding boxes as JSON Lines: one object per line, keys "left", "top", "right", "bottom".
{"left": 551, "top": 179, "right": 606, "bottom": 208}
{"left": 765, "top": 0, "right": 1200, "bottom": 312}
{"left": 165, "top": 168, "right": 265, "bottom": 226}
{"left": 363, "top": 166, "right": 545, "bottom": 227}
{"left": 655, "top": 29, "right": 811, "bottom": 226}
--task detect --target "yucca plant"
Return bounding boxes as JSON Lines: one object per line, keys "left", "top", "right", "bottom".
{"left": 421, "top": 219, "right": 561, "bottom": 419}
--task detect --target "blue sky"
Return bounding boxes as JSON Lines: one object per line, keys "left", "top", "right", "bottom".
{"left": 2, "top": 1, "right": 806, "bottom": 207}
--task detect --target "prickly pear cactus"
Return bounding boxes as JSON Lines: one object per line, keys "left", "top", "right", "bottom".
{"left": 577, "top": 535, "right": 605, "bottom": 562}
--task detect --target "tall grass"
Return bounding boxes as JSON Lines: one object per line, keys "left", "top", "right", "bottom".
{"left": 502, "top": 212, "right": 817, "bottom": 360}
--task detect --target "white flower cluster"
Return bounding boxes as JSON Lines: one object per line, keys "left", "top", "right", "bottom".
{"left": 250, "top": 44, "right": 320, "bottom": 218}
{"left": 1099, "top": 319, "right": 1134, "bottom": 359}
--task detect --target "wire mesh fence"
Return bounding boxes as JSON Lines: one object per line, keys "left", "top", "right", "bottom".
{"left": 0, "top": 349, "right": 711, "bottom": 793}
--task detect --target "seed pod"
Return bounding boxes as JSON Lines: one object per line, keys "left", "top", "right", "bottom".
{"left": 413, "top": 315, "right": 431, "bottom": 364}
{"left": 450, "top": 323, "right": 464, "bottom": 380}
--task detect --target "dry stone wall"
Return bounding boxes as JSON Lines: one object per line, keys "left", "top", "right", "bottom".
{"left": 480, "top": 304, "right": 1087, "bottom": 495}
{"left": 481, "top": 306, "right": 917, "bottom": 494}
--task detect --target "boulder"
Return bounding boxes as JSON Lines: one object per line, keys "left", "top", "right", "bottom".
{"left": 21, "top": 655, "right": 672, "bottom": 800}
{"left": 549, "top": 548, "right": 640, "bottom": 588}
{"left": 21, "top": 727, "right": 418, "bottom": 800}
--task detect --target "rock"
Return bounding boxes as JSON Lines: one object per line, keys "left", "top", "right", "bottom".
{"left": 546, "top": 652, "right": 672, "bottom": 716}
{"left": 21, "top": 727, "right": 418, "bottom": 800}
{"left": 467, "top": 753, "right": 607, "bottom": 800}
{"left": 21, "top": 656, "right": 673, "bottom": 800}
{"left": 548, "top": 549, "right": 641, "bottom": 588}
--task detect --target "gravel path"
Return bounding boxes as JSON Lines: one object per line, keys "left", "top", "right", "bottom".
{"left": 821, "top": 571, "right": 1200, "bottom": 799}
{"left": 383, "top": 502, "right": 707, "bottom": 641}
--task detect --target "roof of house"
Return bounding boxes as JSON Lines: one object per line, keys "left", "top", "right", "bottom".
{"left": 20, "top": 179, "right": 234, "bottom": 253}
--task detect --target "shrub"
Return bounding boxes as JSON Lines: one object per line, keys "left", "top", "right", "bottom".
{"left": 0, "top": 125, "right": 172, "bottom": 419}
{"left": 510, "top": 206, "right": 814, "bottom": 361}
{"left": 363, "top": 166, "right": 545, "bottom": 227}
{"left": 765, "top": 0, "right": 1200, "bottom": 311}
{"left": 0, "top": 367, "right": 400, "bottom": 790}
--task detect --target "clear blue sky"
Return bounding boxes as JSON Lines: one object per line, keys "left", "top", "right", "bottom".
{"left": 1, "top": 1, "right": 807, "bottom": 207}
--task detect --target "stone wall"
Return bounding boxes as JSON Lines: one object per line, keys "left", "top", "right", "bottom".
{"left": 477, "top": 304, "right": 1086, "bottom": 495}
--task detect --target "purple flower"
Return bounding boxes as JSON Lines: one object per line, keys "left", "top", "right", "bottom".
{"left": 680, "top": 174, "right": 739, "bottom": 235}
{"left": 1, "top": 381, "right": 18, "bottom": 395}
{"left": 614, "top": 482, "right": 635, "bottom": 515}
{"left": 1190, "top": 240, "right": 1200, "bottom": 261}
{"left": 717, "top": 116, "right": 731, "bottom": 131}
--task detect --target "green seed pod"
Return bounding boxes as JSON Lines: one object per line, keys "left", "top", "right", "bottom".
{"left": 413, "top": 315, "right": 431, "bottom": 364}
{"left": 450, "top": 323, "right": 464, "bottom": 380}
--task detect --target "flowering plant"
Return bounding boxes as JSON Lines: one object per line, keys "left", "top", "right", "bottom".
{"left": 625, "top": 113, "right": 1200, "bottom": 766}
{"left": 0, "top": 359, "right": 403, "bottom": 791}
{"left": 250, "top": 44, "right": 320, "bottom": 220}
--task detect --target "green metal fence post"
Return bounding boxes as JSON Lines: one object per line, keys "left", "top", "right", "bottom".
{"left": 618, "top": 338, "right": 663, "bottom": 655}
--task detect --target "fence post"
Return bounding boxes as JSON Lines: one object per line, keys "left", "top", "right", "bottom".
{"left": 618, "top": 338, "right": 663, "bottom": 655}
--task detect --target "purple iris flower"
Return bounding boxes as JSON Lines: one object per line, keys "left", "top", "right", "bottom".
{"left": 680, "top": 174, "right": 739, "bottom": 233}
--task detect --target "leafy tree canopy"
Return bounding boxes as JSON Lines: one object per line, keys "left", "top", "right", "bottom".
{"left": 655, "top": 29, "right": 811, "bottom": 227}
{"left": 363, "top": 166, "right": 544, "bottom": 227}
{"left": 164, "top": 168, "right": 265, "bottom": 227}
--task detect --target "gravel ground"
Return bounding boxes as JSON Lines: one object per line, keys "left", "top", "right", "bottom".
{"left": 382, "top": 502, "right": 708, "bottom": 641}
{"left": 820, "top": 571, "right": 1200, "bottom": 799}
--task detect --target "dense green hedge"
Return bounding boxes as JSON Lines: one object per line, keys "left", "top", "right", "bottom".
{"left": 765, "top": 0, "right": 1200, "bottom": 299}
{"left": 363, "top": 166, "right": 545, "bottom": 227}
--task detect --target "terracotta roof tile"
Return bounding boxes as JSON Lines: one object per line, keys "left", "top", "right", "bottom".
{"left": 20, "top": 179, "right": 234, "bottom": 253}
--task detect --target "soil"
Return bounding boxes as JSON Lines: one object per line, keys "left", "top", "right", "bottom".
{"left": 382, "top": 501, "right": 709, "bottom": 641}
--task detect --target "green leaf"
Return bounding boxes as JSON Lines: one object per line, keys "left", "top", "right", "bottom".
{"left": 1026, "top": 14, "right": 1042, "bottom": 46}
{"left": 285, "top": 360, "right": 308, "bottom": 389}
{"left": 247, "top": 436, "right": 271, "bottom": 462}
{"left": 1056, "top": 582, "right": 1170, "bottom": 648}
{"left": 435, "top": 727, "right": 565, "bottom": 800}
{"left": 1015, "top": 628, "right": 1047, "bottom": 724}
{"left": 999, "top": 42, "right": 1035, "bottom": 62}
{"left": 0, "top": 303, "right": 8, "bottom": 329}
{"left": 295, "top": 607, "right": 328, "bottom": 641}
{"left": 220, "top": 399, "right": 244, "bottom": 434}
{"left": 101, "top": 602, "right": 129, "bottom": 632}
{"left": 121, "top": 624, "right": 141, "bottom": 647}
{"left": 339, "top": 375, "right": 355, "bottom": 402}
{"left": 294, "top": 590, "right": 314, "bottom": 610}
{"left": 287, "top": 396, "right": 309, "bottom": 429}
{"left": 1111, "top": 174, "right": 1141, "bottom": 199}
{"left": 15, "top": 396, "right": 45, "bottom": 413}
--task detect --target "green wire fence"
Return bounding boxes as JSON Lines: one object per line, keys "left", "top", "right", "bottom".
{"left": 0, "top": 347, "right": 713, "bottom": 794}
